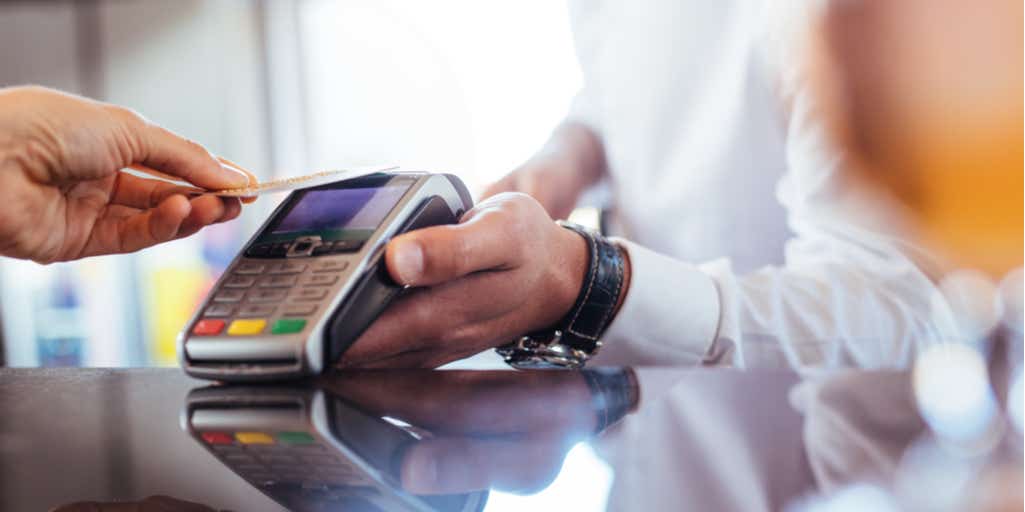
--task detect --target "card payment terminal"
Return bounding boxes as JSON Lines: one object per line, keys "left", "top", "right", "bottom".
{"left": 178, "top": 172, "right": 472, "bottom": 381}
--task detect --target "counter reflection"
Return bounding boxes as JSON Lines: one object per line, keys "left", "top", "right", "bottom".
{"left": 180, "top": 368, "right": 638, "bottom": 512}
{"left": 41, "top": 363, "right": 1020, "bottom": 512}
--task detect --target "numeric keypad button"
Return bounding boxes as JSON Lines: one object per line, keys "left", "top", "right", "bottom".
{"left": 234, "top": 263, "right": 266, "bottom": 275}
{"left": 223, "top": 276, "right": 257, "bottom": 288}
{"left": 282, "top": 304, "right": 317, "bottom": 316}
{"left": 313, "top": 259, "right": 349, "bottom": 273}
{"left": 292, "top": 288, "right": 328, "bottom": 301}
{"left": 260, "top": 275, "right": 298, "bottom": 288}
{"left": 204, "top": 304, "right": 235, "bottom": 317}
{"left": 247, "top": 289, "right": 288, "bottom": 303}
{"left": 303, "top": 274, "right": 338, "bottom": 286}
{"left": 213, "top": 290, "right": 245, "bottom": 303}
{"left": 238, "top": 304, "right": 276, "bottom": 317}
{"left": 269, "top": 262, "right": 307, "bottom": 274}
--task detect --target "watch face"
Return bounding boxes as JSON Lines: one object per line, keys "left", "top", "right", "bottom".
{"left": 506, "top": 353, "right": 586, "bottom": 370}
{"left": 497, "top": 336, "right": 590, "bottom": 370}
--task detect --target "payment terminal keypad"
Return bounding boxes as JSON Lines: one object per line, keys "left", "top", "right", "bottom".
{"left": 193, "top": 255, "right": 352, "bottom": 338}
{"left": 199, "top": 429, "right": 370, "bottom": 486}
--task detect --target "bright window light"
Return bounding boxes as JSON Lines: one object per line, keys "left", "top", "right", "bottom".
{"left": 299, "top": 0, "right": 583, "bottom": 194}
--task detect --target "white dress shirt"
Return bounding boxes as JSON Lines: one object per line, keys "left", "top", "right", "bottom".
{"left": 566, "top": 1, "right": 959, "bottom": 371}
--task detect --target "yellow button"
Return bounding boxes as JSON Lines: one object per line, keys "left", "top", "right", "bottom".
{"left": 235, "top": 431, "right": 274, "bottom": 444}
{"left": 227, "top": 319, "right": 267, "bottom": 336}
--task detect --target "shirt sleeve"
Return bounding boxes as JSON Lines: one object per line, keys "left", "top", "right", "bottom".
{"left": 592, "top": 89, "right": 961, "bottom": 372}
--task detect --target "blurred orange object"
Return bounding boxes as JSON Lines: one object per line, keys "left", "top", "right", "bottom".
{"left": 811, "top": 0, "right": 1023, "bottom": 277}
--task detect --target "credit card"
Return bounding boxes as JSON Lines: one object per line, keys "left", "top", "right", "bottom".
{"left": 210, "top": 166, "right": 399, "bottom": 197}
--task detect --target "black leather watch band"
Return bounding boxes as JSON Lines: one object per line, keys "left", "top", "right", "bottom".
{"left": 555, "top": 221, "right": 625, "bottom": 353}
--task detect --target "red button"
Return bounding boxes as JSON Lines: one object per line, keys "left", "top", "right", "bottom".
{"left": 193, "top": 319, "right": 226, "bottom": 335}
{"left": 201, "top": 432, "right": 234, "bottom": 445}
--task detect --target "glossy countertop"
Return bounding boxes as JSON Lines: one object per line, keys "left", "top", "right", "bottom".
{"left": 0, "top": 365, "right": 1019, "bottom": 511}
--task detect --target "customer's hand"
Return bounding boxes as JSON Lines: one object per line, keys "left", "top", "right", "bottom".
{"left": 340, "top": 192, "right": 589, "bottom": 368}
{"left": 481, "top": 122, "right": 605, "bottom": 219}
{"left": 0, "top": 86, "right": 254, "bottom": 263}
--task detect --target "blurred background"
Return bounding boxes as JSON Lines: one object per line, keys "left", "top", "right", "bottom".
{"left": 0, "top": 0, "right": 582, "bottom": 367}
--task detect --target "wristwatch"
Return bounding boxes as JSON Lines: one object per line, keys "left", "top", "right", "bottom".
{"left": 496, "top": 221, "right": 627, "bottom": 369}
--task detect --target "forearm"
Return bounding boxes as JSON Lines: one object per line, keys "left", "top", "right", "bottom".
{"left": 530, "top": 121, "right": 607, "bottom": 189}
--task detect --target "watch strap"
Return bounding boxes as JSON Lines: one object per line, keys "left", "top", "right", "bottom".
{"left": 556, "top": 221, "right": 626, "bottom": 353}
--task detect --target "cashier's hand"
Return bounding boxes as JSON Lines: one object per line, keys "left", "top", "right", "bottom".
{"left": 0, "top": 86, "right": 254, "bottom": 263}
{"left": 341, "top": 193, "right": 589, "bottom": 368}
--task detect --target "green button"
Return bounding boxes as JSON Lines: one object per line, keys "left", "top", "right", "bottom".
{"left": 277, "top": 431, "right": 315, "bottom": 444}
{"left": 271, "top": 318, "right": 307, "bottom": 334}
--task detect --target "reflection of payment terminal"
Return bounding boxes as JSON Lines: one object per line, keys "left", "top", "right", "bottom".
{"left": 182, "top": 386, "right": 488, "bottom": 512}
{"left": 178, "top": 173, "right": 472, "bottom": 382}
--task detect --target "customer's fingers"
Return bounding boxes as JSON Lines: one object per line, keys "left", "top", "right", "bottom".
{"left": 173, "top": 195, "right": 231, "bottom": 239}
{"left": 385, "top": 201, "right": 529, "bottom": 287}
{"left": 114, "top": 171, "right": 243, "bottom": 226}
{"left": 107, "top": 106, "right": 249, "bottom": 191}
{"left": 110, "top": 172, "right": 202, "bottom": 209}
{"left": 83, "top": 194, "right": 191, "bottom": 255}
{"left": 215, "top": 157, "right": 259, "bottom": 204}
{"left": 215, "top": 196, "right": 242, "bottom": 223}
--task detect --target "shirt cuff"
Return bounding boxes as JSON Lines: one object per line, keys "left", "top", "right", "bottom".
{"left": 591, "top": 239, "right": 722, "bottom": 366}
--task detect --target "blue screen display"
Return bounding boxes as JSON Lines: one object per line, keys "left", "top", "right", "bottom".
{"left": 264, "top": 181, "right": 412, "bottom": 242}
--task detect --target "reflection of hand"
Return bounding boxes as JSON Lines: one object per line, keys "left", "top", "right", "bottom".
{"left": 341, "top": 193, "right": 595, "bottom": 368}
{"left": 323, "top": 370, "right": 597, "bottom": 434}
{"left": 321, "top": 370, "right": 598, "bottom": 495}
{"left": 51, "top": 495, "right": 219, "bottom": 512}
{"left": 0, "top": 86, "right": 255, "bottom": 263}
